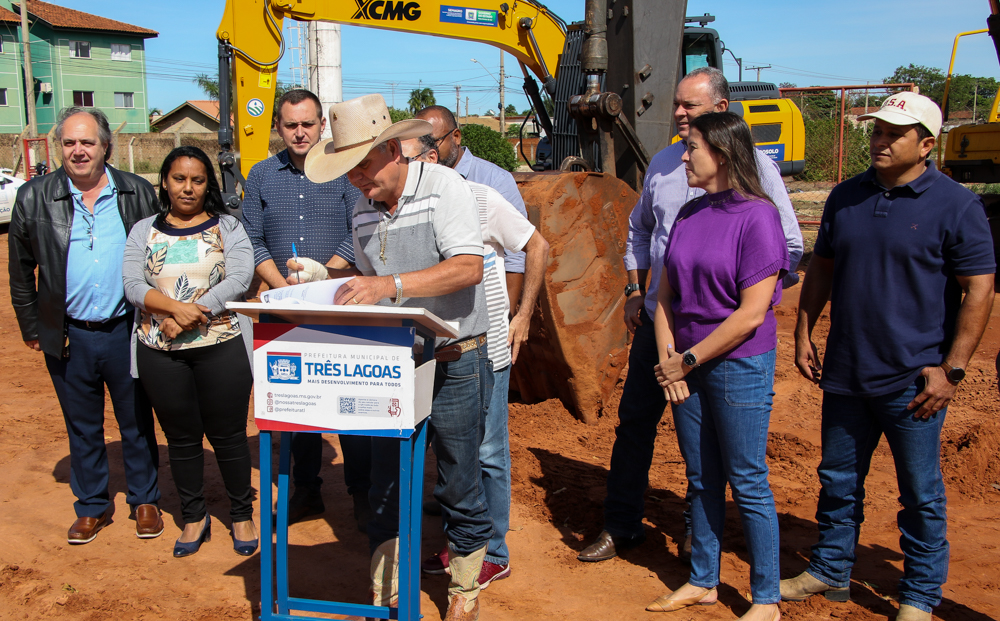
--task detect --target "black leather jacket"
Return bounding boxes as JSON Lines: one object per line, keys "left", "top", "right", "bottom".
{"left": 8, "top": 165, "right": 159, "bottom": 357}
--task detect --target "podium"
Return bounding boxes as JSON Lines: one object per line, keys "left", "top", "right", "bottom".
{"left": 229, "top": 302, "right": 459, "bottom": 621}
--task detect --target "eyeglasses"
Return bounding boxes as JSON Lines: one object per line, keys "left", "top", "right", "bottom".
{"left": 411, "top": 146, "right": 437, "bottom": 161}
{"left": 432, "top": 127, "right": 458, "bottom": 147}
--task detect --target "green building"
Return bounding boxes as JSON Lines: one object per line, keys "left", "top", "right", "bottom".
{"left": 0, "top": 0, "right": 157, "bottom": 133}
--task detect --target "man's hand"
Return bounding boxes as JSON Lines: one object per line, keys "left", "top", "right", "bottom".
{"left": 623, "top": 294, "right": 645, "bottom": 334}
{"left": 286, "top": 257, "right": 330, "bottom": 285}
{"left": 664, "top": 380, "right": 690, "bottom": 405}
{"left": 794, "top": 336, "right": 822, "bottom": 384}
{"left": 334, "top": 276, "right": 394, "bottom": 306}
{"left": 171, "top": 302, "right": 208, "bottom": 331}
{"left": 654, "top": 345, "right": 689, "bottom": 387}
{"left": 24, "top": 339, "right": 41, "bottom": 351}
{"left": 159, "top": 317, "right": 184, "bottom": 339}
{"left": 508, "top": 312, "right": 530, "bottom": 364}
{"left": 907, "top": 366, "right": 957, "bottom": 419}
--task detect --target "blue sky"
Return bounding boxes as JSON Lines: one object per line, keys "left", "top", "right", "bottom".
{"left": 51, "top": 0, "right": 1000, "bottom": 115}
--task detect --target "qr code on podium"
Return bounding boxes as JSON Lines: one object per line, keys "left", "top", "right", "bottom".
{"left": 339, "top": 397, "right": 356, "bottom": 414}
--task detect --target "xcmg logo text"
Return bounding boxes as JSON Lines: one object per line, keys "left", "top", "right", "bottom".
{"left": 353, "top": 0, "right": 421, "bottom": 21}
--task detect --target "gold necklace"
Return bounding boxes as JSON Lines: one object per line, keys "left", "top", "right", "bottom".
{"left": 378, "top": 209, "right": 388, "bottom": 265}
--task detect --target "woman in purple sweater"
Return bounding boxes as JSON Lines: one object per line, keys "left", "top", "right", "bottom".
{"left": 647, "top": 112, "right": 788, "bottom": 621}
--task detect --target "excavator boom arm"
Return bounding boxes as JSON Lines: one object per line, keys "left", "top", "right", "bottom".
{"left": 216, "top": 0, "right": 566, "bottom": 179}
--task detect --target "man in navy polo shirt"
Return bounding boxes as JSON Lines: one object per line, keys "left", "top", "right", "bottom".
{"left": 785, "top": 92, "right": 995, "bottom": 621}
{"left": 242, "top": 89, "right": 371, "bottom": 530}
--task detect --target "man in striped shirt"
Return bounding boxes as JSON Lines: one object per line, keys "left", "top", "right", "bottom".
{"left": 402, "top": 134, "right": 550, "bottom": 589}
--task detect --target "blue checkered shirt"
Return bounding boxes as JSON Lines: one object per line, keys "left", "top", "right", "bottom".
{"left": 242, "top": 149, "right": 361, "bottom": 275}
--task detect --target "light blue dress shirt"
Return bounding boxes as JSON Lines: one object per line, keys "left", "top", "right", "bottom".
{"left": 454, "top": 146, "right": 529, "bottom": 273}
{"left": 65, "top": 168, "right": 129, "bottom": 322}
{"left": 624, "top": 142, "right": 804, "bottom": 317}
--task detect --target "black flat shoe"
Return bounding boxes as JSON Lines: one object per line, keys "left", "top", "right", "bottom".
{"left": 174, "top": 516, "right": 211, "bottom": 558}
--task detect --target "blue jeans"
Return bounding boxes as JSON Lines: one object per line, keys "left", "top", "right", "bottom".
{"left": 369, "top": 340, "right": 494, "bottom": 556}
{"left": 45, "top": 318, "right": 160, "bottom": 518}
{"left": 673, "top": 350, "right": 780, "bottom": 605}
{"left": 480, "top": 364, "right": 511, "bottom": 566}
{"left": 807, "top": 382, "right": 948, "bottom": 613}
{"left": 605, "top": 311, "right": 692, "bottom": 538}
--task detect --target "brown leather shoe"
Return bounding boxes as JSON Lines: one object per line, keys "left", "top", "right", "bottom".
{"left": 68, "top": 513, "right": 108, "bottom": 545}
{"left": 576, "top": 530, "right": 645, "bottom": 562}
{"left": 444, "top": 593, "right": 480, "bottom": 621}
{"left": 135, "top": 504, "right": 164, "bottom": 539}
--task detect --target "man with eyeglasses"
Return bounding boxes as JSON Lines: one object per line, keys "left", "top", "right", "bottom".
{"left": 414, "top": 106, "right": 530, "bottom": 311}
{"left": 8, "top": 107, "right": 163, "bottom": 546}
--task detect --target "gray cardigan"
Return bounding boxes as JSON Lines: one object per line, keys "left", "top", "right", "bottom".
{"left": 122, "top": 213, "right": 254, "bottom": 378}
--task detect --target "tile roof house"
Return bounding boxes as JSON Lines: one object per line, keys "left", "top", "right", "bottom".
{"left": 0, "top": 0, "right": 158, "bottom": 133}
{"left": 151, "top": 100, "right": 229, "bottom": 134}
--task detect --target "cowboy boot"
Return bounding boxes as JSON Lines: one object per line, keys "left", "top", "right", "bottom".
{"left": 344, "top": 539, "right": 400, "bottom": 621}
{"left": 445, "top": 543, "right": 487, "bottom": 621}
{"left": 371, "top": 538, "right": 400, "bottom": 607}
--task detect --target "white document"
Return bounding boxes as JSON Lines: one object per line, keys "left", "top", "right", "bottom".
{"left": 259, "top": 277, "right": 353, "bottom": 305}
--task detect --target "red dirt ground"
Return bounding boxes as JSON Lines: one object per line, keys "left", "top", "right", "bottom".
{"left": 0, "top": 227, "right": 998, "bottom": 621}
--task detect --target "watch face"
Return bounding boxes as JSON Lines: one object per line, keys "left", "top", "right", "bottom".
{"left": 947, "top": 367, "right": 966, "bottom": 382}
{"left": 683, "top": 352, "right": 697, "bottom": 367}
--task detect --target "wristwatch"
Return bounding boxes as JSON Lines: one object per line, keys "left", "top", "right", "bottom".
{"left": 940, "top": 361, "right": 966, "bottom": 383}
{"left": 682, "top": 349, "right": 700, "bottom": 369}
{"left": 624, "top": 283, "right": 643, "bottom": 297}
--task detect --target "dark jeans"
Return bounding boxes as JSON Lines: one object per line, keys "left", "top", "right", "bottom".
{"left": 45, "top": 318, "right": 160, "bottom": 518}
{"left": 807, "top": 381, "right": 948, "bottom": 613}
{"left": 368, "top": 340, "right": 494, "bottom": 556}
{"left": 137, "top": 338, "right": 253, "bottom": 523}
{"left": 604, "top": 310, "right": 692, "bottom": 538}
{"left": 261, "top": 314, "right": 371, "bottom": 497}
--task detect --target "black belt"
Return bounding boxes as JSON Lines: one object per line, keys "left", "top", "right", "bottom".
{"left": 66, "top": 314, "right": 128, "bottom": 330}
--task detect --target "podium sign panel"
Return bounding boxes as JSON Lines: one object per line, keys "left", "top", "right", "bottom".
{"left": 253, "top": 323, "right": 434, "bottom": 436}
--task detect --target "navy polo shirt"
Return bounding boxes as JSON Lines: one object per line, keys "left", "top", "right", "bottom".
{"left": 241, "top": 149, "right": 361, "bottom": 274}
{"left": 814, "top": 162, "right": 994, "bottom": 397}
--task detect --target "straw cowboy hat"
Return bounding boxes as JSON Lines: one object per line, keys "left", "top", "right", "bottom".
{"left": 304, "top": 94, "right": 432, "bottom": 183}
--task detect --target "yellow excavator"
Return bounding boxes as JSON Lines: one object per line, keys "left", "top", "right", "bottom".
{"left": 940, "top": 0, "right": 1000, "bottom": 184}
{"left": 214, "top": 0, "right": 805, "bottom": 422}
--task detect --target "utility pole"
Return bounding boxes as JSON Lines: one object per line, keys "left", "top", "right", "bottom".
{"left": 455, "top": 85, "right": 460, "bottom": 119}
{"left": 747, "top": 64, "right": 771, "bottom": 82}
{"left": 499, "top": 52, "right": 505, "bottom": 135}
{"left": 388, "top": 82, "right": 398, "bottom": 108}
{"left": 974, "top": 82, "right": 979, "bottom": 120}
{"left": 20, "top": 0, "right": 36, "bottom": 138}
{"left": 466, "top": 97, "right": 469, "bottom": 117}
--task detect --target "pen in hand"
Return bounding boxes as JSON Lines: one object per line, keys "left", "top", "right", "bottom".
{"left": 291, "top": 242, "right": 301, "bottom": 284}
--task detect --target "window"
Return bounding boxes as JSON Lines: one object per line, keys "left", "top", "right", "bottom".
{"left": 0, "top": 89, "right": 6, "bottom": 106}
{"left": 73, "top": 91, "right": 94, "bottom": 107}
{"left": 68, "top": 41, "right": 91, "bottom": 59}
{"left": 114, "top": 92, "right": 134, "bottom": 108}
{"left": 110, "top": 43, "right": 131, "bottom": 61}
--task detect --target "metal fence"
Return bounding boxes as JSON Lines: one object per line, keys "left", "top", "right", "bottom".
{"left": 780, "top": 83, "right": 918, "bottom": 188}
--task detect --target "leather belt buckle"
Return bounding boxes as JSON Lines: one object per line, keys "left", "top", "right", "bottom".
{"left": 433, "top": 334, "right": 487, "bottom": 363}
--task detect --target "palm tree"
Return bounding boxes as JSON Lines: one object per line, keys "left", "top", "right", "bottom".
{"left": 408, "top": 87, "right": 435, "bottom": 114}
{"left": 194, "top": 73, "right": 220, "bottom": 101}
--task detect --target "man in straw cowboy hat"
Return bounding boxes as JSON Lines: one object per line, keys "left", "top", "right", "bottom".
{"left": 305, "top": 93, "right": 493, "bottom": 621}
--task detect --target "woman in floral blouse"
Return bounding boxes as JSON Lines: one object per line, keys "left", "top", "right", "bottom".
{"left": 123, "top": 146, "right": 256, "bottom": 558}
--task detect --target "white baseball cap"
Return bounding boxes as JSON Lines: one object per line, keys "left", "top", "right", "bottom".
{"left": 858, "top": 91, "right": 942, "bottom": 137}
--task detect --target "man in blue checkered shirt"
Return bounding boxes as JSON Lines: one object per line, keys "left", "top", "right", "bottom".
{"left": 241, "top": 89, "right": 371, "bottom": 530}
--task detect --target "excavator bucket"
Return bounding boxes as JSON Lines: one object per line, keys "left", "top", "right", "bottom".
{"left": 509, "top": 171, "right": 639, "bottom": 424}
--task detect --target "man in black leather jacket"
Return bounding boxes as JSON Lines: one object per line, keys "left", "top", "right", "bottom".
{"left": 8, "top": 107, "right": 163, "bottom": 545}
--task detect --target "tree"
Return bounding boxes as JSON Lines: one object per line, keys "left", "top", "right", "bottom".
{"left": 388, "top": 107, "right": 413, "bottom": 123}
{"left": 461, "top": 123, "right": 517, "bottom": 172}
{"left": 779, "top": 82, "right": 797, "bottom": 89}
{"left": 504, "top": 104, "right": 518, "bottom": 116}
{"left": 408, "top": 87, "right": 435, "bottom": 114}
{"left": 194, "top": 73, "right": 220, "bottom": 100}
{"left": 148, "top": 107, "right": 162, "bottom": 117}
{"left": 884, "top": 64, "right": 999, "bottom": 120}
{"left": 884, "top": 64, "right": 947, "bottom": 102}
